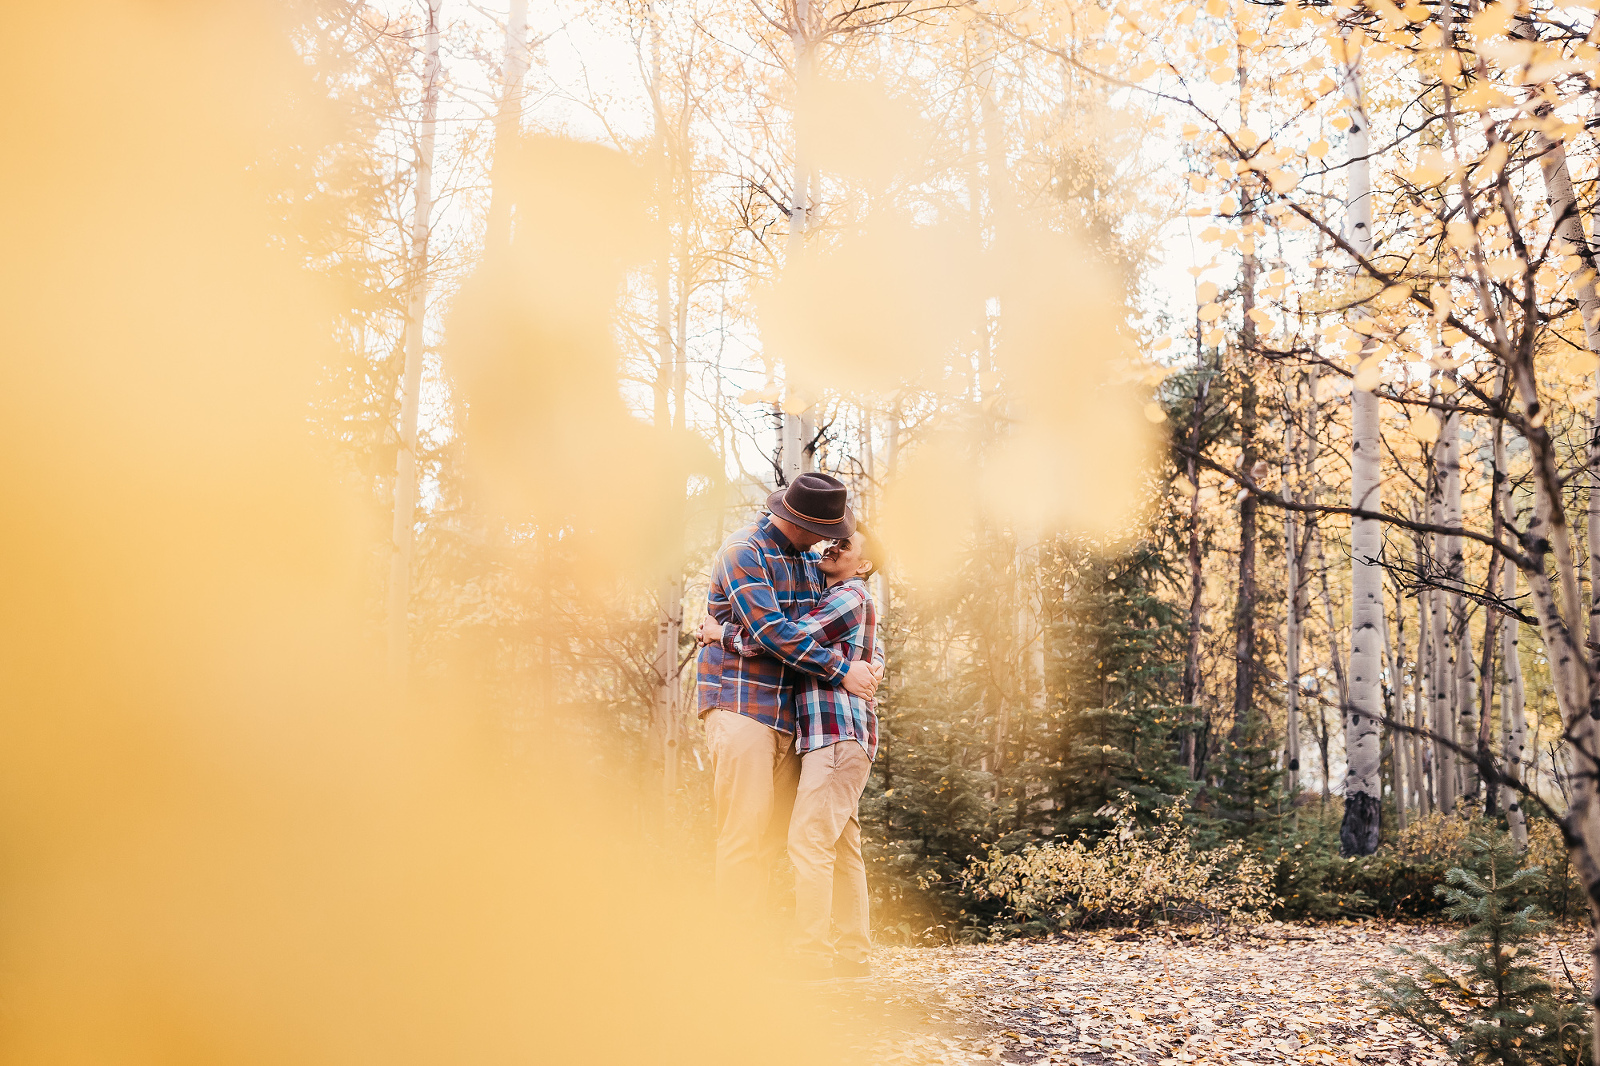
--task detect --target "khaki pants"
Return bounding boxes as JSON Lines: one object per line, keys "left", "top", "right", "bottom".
{"left": 704, "top": 710, "right": 800, "bottom": 916}
{"left": 789, "top": 740, "right": 872, "bottom": 963}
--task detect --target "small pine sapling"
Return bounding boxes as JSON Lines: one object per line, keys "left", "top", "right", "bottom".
{"left": 1368, "top": 835, "right": 1588, "bottom": 1066}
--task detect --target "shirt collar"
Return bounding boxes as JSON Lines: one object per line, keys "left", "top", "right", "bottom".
{"left": 759, "top": 512, "right": 803, "bottom": 555}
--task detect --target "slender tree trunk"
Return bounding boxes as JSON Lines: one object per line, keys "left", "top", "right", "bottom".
{"left": 1284, "top": 443, "right": 1302, "bottom": 795}
{"left": 387, "top": 0, "right": 444, "bottom": 684}
{"left": 1181, "top": 369, "right": 1210, "bottom": 779}
{"left": 1427, "top": 424, "right": 1456, "bottom": 814}
{"left": 1314, "top": 526, "right": 1351, "bottom": 713}
{"left": 1503, "top": 564, "right": 1529, "bottom": 850}
{"left": 779, "top": 0, "right": 812, "bottom": 483}
{"left": 483, "top": 0, "right": 529, "bottom": 258}
{"left": 1385, "top": 597, "right": 1407, "bottom": 833}
{"left": 1443, "top": 389, "right": 1479, "bottom": 805}
{"left": 1339, "top": 30, "right": 1382, "bottom": 855}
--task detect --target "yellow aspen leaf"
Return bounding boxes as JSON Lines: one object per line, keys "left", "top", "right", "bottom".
{"left": 1330, "top": 114, "right": 1353, "bottom": 131}
{"left": 1561, "top": 254, "right": 1584, "bottom": 272}
{"left": 1309, "top": 257, "right": 1328, "bottom": 268}
{"left": 1219, "top": 195, "right": 1239, "bottom": 214}
{"left": 1564, "top": 350, "right": 1600, "bottom": 375}
{"left": 1182, "top": 122, "right": 1204, "bottom": 140}
{"left": 1442, "top": 325, "right": 1467, "bottom": 345}
{"left": 1247, "top": 307, "right": 1272, "bottom": 324}
{"left": 1143, "top": 402, "right": 1169, "bottom": 424}
{"left": 1204, "top": 0, "right": 1227, "bottom": 14}
{"left": 1482, "top": 141, "right": 1509, "bottom": 176}
{"left": 1131, "top": 58, "right": 1159, "bottom": 80}
{"left": 1375, "top": 284, "right": 1410, "bottom": 308}
{"left": 1306, "top": 138, "right": 1330, "bottom": 158}
{"left": 1203, "top": 327, "right": 1226, "bottom": 345}
{"left": 1327, "top": 33, "right": 1359, "bottom": 64}
{"left": 1469, "top": 2, "right": 1514, "bottom": 38}
{"left": 1173, "top": 477, "right": 1197, "bottom": 497}
{"left": 1210, "top": 65, "right": 1234, "bottom": 83}
{"left": 1204, "top": 44, "right": 1231, "bottom": 63}
{"left": 1354, "top": 359, "right": 1382, "bottom": 391}
{"left": 1198, "top": 226, "right": 1223, "bottom": 242}
{"left": 1455, "top": 82, "right": 1513, "bottom": 111}
{"left": 1197, "top": 302, "right": 1224, "bottom": 321}
{"left": 1412, "top": 411, "right": 1441, "bottom": 442}
{"left": 1429, "top": 283, "right": 1453, "bottom": 318}
{"left": 1267, "top": 169, "right": 1299, "bottom": 193}
{"left": 1403, "top": 148, "right": 1448, "bottom": 185}
{"left": 1446, "top": 220, "right": 1477, "bottom": 249}
{"left": 1486, "top": 256, "right": 1526, "bottom": 281}
{"left": 1235, "top": 127, "right": 1261, "bottom": 149}
{"left": 1196, "top": 281, "right": 1220, "bottom": 302}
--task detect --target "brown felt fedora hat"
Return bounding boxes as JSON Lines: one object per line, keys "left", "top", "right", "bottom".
{"left": 767, "top": 473, "right": 856, "bottom": 540}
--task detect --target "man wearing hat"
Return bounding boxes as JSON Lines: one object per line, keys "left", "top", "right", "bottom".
{"left": 696, "top": 472, "right": 880, "bottom": 920}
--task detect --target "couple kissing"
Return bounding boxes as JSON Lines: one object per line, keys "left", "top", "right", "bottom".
{"left": 695, "top": 472, "right": 885, "bottom": 981}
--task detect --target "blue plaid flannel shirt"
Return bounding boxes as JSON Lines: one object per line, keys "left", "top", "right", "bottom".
{"left": 695, "top": 514, "right": 849, "bottom": 733}
{"left": 719, "top": 576, "right": 881, "bottom": 761}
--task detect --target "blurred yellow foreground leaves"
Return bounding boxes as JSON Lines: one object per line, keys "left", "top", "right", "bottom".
{"left": 761, "top": 79, "right": 1158, "bottom": 583}
{"left": 449, "top": 135, "right": 716, "bottom": 578}
{"left": 0, "top": 5, "right": 825, "bottom": 1064}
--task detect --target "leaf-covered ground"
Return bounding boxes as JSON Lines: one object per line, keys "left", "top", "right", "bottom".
{"left": 831, "top": 922, "right": 1592, "bottom": 1066}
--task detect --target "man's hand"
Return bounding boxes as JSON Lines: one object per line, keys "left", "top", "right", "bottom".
{"left": 869, "top": 660, "right": 885, "bottom": 683}
{"left": 697, "top": 614, "right": 724, "bottom": 647}
{"left": 842, "top": 660, "right": 879, "bottom": 699}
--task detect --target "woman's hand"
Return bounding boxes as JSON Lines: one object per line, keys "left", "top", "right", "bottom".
{"left": 697, "top": 614, "right": 724, "bottom": 647}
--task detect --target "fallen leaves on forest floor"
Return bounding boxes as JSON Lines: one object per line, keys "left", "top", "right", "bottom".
{"left": 831, "top": 921, "right": 1592, "bottom": 1066}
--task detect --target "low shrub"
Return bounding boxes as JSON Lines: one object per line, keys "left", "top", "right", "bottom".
{"left": 962, "top": 796, "right": 1273, "bottom": 933}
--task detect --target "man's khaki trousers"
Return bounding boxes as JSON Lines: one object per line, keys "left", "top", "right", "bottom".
{"left": 788, "top": 739, "right": 872, "bottom": 963}
{"left": 704, "top": 710, "right": 800, "bottom": 915}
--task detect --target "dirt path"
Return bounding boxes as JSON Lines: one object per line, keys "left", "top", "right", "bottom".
{"left": 833, "top": 923, "right": 1591, "bottom": 1065}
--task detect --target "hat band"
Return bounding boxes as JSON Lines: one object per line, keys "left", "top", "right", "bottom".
{"left": 784, "top": 497, "right": 846, "bottom": 525}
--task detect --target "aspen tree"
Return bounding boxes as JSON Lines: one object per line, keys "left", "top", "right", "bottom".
{"left": 1443, "top": 394, "right": 1478, "bottom": 803}
{"left": 483, "top": 0, "right": 529, "bottom": 257}
{"left": 648, "top": 0, "right": 684, "bottom": 799}
{"left": 386, "top": 0, "right": 444, "bottom": 684}
{"left": 779, "top": 0, "right": 814, "bottom": 484}
{"left": 1338, "top": 26, "right": 1383, "bottom": 856}
{"left": 1284, "top": 436, "right": 1302, "bottom": 794}
{"left": 1230, "top": 31, "right": 1262, "bottom": 753}
{"left": 1427, "top": 423, "right": 1455, "bottom": 813}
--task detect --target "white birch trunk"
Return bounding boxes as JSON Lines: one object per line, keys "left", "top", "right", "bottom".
{"left": 483, "top": 0, "right": 529, "bottom": 257}
{"left": 1285, "top": 464, "right": 1302, "bottom": 794}
{"left": 1443, "top": 399, "right": 1479, "bottom": 803}
{"left": 1504, "top": 562, "right": 1529, "bottom": 849}
{"left": 1385, "top": 599, "right": 1406, "bottom": 832}
{"left": 1340, "top": 33, "right": 1382, "bottom": 855}
{"left": 779, "top": 0, "right": 812, "bottom": 485}
{"left": 386, "top": 0, "right": 444, "bottom": 683}
{"left": 1428, "top": 425, "right": 1456, "bottom": 814}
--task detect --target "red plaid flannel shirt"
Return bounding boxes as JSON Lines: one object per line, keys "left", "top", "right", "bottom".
{"left": 695, "top": 514, "right": 849, "bottom": 733}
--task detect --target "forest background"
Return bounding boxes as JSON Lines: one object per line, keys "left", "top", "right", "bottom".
{"left": 288, "top": 0, "right": 1600, "bottom": 944}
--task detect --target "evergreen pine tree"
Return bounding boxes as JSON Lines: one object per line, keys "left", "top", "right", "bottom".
{"left": 1046, "top": 541, "right": 1194, "bottom": 835}
{"left": 1370, "top": 835, "right": 1588, "bottom": 1066}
